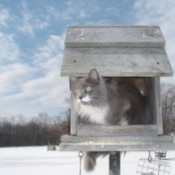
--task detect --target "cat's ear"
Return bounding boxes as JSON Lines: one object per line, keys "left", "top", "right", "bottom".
{"left": 88, "top": 69, "right": 100, "bottom": 84}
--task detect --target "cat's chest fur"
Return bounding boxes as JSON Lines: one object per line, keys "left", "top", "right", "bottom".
{"left": 78, "top": 104, "right": 109, "bottom": 124}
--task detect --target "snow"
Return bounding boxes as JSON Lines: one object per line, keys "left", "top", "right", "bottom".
{"left": 0, "top": 146, "right": 174, "bottom": 175}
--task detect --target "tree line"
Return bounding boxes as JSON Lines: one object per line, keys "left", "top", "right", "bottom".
{"left": 161, "top": 83, "right": 175, "bottom": 134}
{"left": 0, "top": 112, "right": 70, "bottom": 147}
{"left": 0, "top": 83, "right": 174, "bottom": 147}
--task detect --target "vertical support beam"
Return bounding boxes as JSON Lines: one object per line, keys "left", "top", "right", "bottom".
{"left": 70, "top": 93, "right": 77, "bottom": 135}
{"left": 153, "top": 77, "right": 163, "bottom": 135}
{"left": 109, "top": 152, "right": 120, "bottom": 175}
{"left": 70, "top": 78, "right": 78, "bottom": 136}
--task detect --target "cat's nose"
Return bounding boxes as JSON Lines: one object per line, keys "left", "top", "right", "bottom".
{"left": 79, "top": 96, "right": 83, "bottom": 100}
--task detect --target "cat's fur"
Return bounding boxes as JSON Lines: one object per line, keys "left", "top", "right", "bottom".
{"left": 70, "top": 69, "right": 148, "bottom": 172}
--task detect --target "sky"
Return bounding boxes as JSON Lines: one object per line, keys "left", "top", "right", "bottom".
{"left": 0, "top": 0, "right": 175, "bottom": 119}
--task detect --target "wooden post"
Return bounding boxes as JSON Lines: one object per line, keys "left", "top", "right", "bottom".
{"left": 153, "top": 77, "right": 163, "bottom": 135}
{"left": 109, "top": 152, "right": 120, "bottom": 175}
{"left": 70, "top": 92, "right": 77, "bottom": 135}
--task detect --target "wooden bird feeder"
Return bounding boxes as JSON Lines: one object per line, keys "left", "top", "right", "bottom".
{"left": 59, "top": 26, "right": 175, "bottom": 174}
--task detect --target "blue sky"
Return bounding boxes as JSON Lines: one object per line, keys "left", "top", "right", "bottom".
{"left": 0, "top": 0, "right": 175, "bottom": 118}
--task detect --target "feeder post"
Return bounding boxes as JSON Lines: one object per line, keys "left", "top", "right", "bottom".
{"left": 70, "top": 92, "right": 77, "bottom": 135}
{"left": 109, "top": 152, "right": 120, "bottom": 175}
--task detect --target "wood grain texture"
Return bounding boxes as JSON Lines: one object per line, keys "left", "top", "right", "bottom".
{"left": 61, "top": 135, "right": 174, "bottom": 143}
{"left": 76, "top": 124, "right": 157, "bottom": 137}
{"left": 153, "top": 77, "right": 163, "bottom": 135}
{"left": 61, "top": 47, "right": 173, "bottom": 77}
{"left": 59, "top": 135, "right": 175, "bottom": 151}
{"left": 65, "top": 26, "right": 165, "bottom": 48}
{"left": 70, "top": 93, "right": 77, "bottom": 135}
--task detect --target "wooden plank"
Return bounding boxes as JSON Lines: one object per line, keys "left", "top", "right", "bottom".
{"left": 60, "top": 135, "right": 175, "bottom": 151}
{"left": 153, "top": 77, "right": 163, "bottom": 135}
{"left": 65, "top": 26, "right": 165, "bottom": 48}
{"left": 77, "top": 124, "right": 157, "bottom": 137}
{"left": 59, "top": 135, "right": 175, "bottom": 151}
{"left": 59, "top": 141, "right": 175, "bottom": 151}
{"left": 61, "top": 47, "right": 173, "bottom": 77}
{"left": 76, "top": 124, "right": 157, "bottom": 137}
{"left": 61, "top": 135, "right": 174, "bottom": 143}
{"left": 70, "top": 92, "right": 77, "bottom": 135}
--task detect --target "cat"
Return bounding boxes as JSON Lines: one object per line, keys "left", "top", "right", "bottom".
{"left": 70, "top": 69, "right": 148, "bottom": 172}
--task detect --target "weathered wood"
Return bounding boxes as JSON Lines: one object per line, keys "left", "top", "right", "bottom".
{"left": 61, "top": 26, "right": 173, "bottom": 77}
{"left": 61, "top": 47, "right": 173, "bottom": 77}
{"left": 70, "top": 92, "right": 77, "bottom": 135}
{"left": 77, "top": 124, "right": 157, "bottom": 137}
{"left": 60, "top": 142, "right": 175, "bottom": 151}
{"left": 60, "top": 25, "right": 174, "bottom": 154}
{"left": 61, "top": 135, "right": 174, "bottom": 143}
{"left": 152, "top": 77, "right": 163, "bottom": 135}
{"left": 109, "top": 152, "right": 120, "bottom": 175}
{"left": 59, "top": 135, "right": 175, "bottom": 152}
{"left": 65, "top": 26, "right": 165, "bottom": 48}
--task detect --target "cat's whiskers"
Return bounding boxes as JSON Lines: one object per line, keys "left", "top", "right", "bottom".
{"left": 81, "top": 95, "right": 91, "bottom": 103}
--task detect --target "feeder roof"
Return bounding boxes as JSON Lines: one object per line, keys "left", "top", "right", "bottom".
{"left": 61, "top": 26, "right": 173, "bottom": 77}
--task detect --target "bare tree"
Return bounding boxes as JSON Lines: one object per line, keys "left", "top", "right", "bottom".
{"left": 161, "top": 83, "right": 175, "bottom": 134}
{"left": 0, "top": 112, "right": 66, "bottom": 147}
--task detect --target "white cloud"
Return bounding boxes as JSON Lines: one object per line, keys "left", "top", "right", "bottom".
{"left": 46, "top": 5, "right": 72, "bottom": 21}
{"left": 5, "top": 34, "right": 69, "bottom": 109}
{"left": 0, "top": 31, "right": 68, "bottom": 118}
{"left": 33, "top": 76, "right": 69, "bottom": 107}
{"left": 33, "top": 35, "right": 65, "bottom": 78}
{"left": 0, "top": 32, "right": 20, "bottom": 63}
{"left": 31, "top": 34, "right": 69, "bottom": 107}
{"left": 0, "top": 3, "right": 49, "bottom": 36}
{"left": 79, "top": 9, "right": 87, "bottom": 18}
{"left": 47, "top": 2, "right": 88, "bottom": 21}
{"left": 10, "top": 67, "right": 69, "bottom": 109}
{"left": 0, "top": 63, "right": 35, "bottom": 95}
{"left": 0, "top": 6, "right": 10, "bottom": 27}
{"left": 17, "top": 2, "right": 49, "bottom": 35}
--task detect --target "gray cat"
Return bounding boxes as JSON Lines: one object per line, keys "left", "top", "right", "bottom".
{"left": 71, "top": 69, "right": 148, "bottom": 171}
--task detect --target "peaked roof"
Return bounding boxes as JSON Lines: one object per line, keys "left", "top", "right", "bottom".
{"left": 61, "top": 26, "right": 173, "bottom": 77}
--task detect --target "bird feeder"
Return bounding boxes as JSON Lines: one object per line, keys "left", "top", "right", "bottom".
{"left": 60, "top": 26, "right": 175, "bottom": 154}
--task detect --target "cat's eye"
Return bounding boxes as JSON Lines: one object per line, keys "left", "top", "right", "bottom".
{"left": 75, "top": 89, "right": 79, "bottom": 94}
{"left": 86, "top": 86, "right": 91, "bottom": 92}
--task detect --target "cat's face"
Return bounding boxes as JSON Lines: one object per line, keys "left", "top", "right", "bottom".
{"left": 70, "top": 69, "right": 107, "bottom": 106}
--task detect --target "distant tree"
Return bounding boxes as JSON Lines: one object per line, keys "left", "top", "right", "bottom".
{"left": 161, "top": 83, "right": 175, "bottom": 134}
{"left": 60, "top": 109, "right": 70, "bottom": 135}
{"left": 0, "top": 112, "right": 65, "bottom": 147}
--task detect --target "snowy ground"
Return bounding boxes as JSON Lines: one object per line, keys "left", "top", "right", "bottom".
{"left": 0, "top": 146, "right": 175, "bottom": 175}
